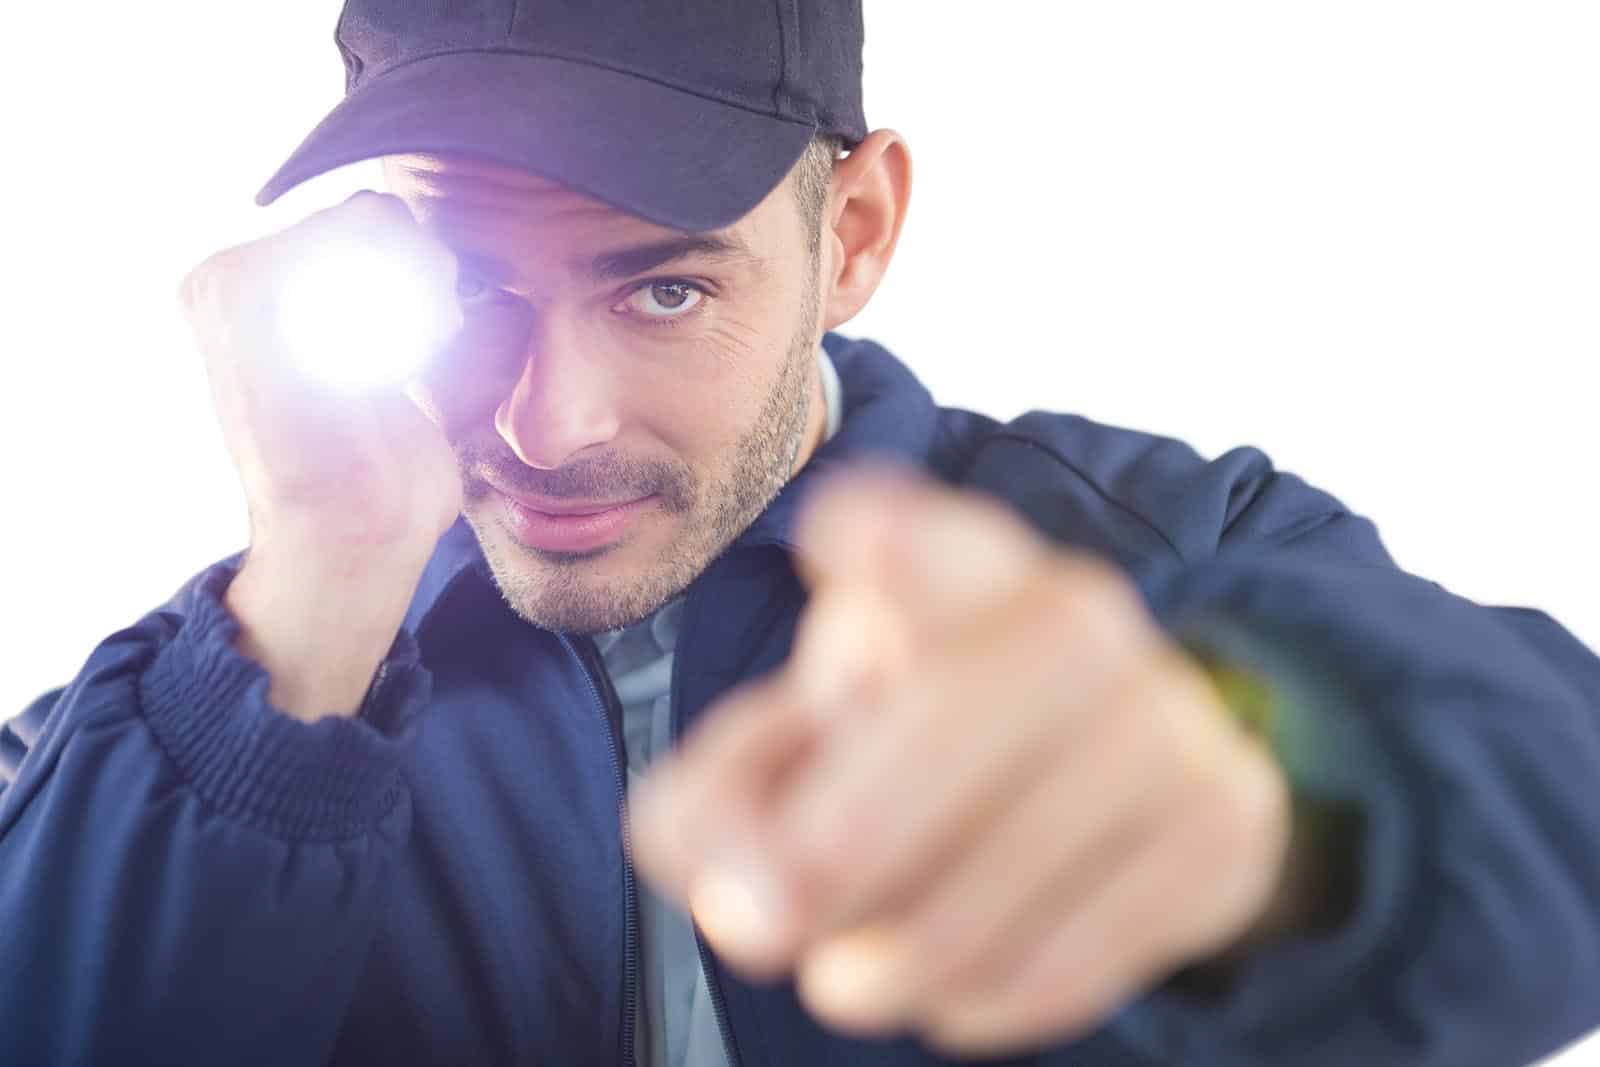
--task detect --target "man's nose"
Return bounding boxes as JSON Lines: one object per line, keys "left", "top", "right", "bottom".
{"left": 494, "top": 319, "right": 622, "bottom": 471}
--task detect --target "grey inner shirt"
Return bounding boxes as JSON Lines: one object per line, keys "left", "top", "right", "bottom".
{"left": 594, "top": 344, "right": 842, "bottom": 1067}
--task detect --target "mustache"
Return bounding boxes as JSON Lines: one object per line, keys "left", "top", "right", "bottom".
{"left": 458, "top": 442, "right": 680, "bottom": 505}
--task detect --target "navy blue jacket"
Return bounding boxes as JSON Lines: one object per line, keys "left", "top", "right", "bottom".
{"left": 4, "top": 333, "right": 1599, "bottom": 1066}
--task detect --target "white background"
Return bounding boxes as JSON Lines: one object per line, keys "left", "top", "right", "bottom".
{"left": 3, "top": 4, "right": 1595, "bottom": 1062}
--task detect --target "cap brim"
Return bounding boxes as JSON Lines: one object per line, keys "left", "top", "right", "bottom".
{"left": 255, "top": 52, "right": 816, "bottom": 232}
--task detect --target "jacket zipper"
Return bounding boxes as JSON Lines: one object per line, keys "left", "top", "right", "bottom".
{"left": 562, "top": 632, "right": 640, "bottom": 1067}
{"left": 355, "top": 660, "right": 390, "bottom": 721}
{"left": 694, "top": 924, "right": 741, "bottom": 1067}
{"left": 670, "top": 584, "right": 743, "bottom": 1067}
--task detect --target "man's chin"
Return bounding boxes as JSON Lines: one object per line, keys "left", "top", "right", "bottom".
{"left": 463, "top": 510, "right": 694, "bottom": 635}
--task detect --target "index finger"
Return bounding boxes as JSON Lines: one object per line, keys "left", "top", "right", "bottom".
{"left": 626, "top": 676, "right": 822, "bottom": 911}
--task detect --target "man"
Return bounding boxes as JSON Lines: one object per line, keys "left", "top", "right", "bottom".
{"left": 2, "top": 1, "right": 1597, "bottom": 1064}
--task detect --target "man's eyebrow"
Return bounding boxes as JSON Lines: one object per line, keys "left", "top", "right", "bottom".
{"left": 443, "top": 232, "right": 758, "bottom": 291}
{"left": 584, "top": 232, "right": 758, "bottom": 283}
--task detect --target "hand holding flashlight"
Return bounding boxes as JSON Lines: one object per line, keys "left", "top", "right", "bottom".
{"left": 175, "top": 191, "right": 467, "bottom": 719}
{"left": 177, "top": 190, "right": 465, "bottom": 557}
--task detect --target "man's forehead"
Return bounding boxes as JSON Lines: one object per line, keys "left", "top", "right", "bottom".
{"left": 381, "top": 152, "right": 768, "bottom": 288}
{"left": 385, "top": 152, "right": 618, "bottom": 218}
{"left": 383, "top": 151, "right": 789, "bottom": 240}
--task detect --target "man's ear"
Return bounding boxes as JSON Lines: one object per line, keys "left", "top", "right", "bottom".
{"left": 820, "top": 129, "right": 912, "bottom": 331}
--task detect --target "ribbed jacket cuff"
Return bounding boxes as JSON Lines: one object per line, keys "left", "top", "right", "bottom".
{"left": 141, "top": 561, "right": 431, "bottom": 842}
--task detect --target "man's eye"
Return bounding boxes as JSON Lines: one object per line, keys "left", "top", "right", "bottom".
{"left": 618, "top": 281, "right": 705, "bottom": 321}
{"left": 455, "top": 270, "right": 496, "bottom": 304}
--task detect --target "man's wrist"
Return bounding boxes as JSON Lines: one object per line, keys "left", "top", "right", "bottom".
{"left": 225, "top": 541, "right": 427, "bottom": 723}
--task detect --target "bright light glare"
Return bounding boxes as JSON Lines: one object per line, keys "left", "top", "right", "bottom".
{"left": 275, "top": 233, "right": 460, "bottom": 393}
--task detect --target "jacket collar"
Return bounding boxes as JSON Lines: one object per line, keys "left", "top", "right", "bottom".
{"left": 405, "top": 332, "right": 943, "bottom": 639}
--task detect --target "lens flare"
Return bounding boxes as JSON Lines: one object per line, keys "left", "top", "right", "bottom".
{"left": 275, "top": 232, "right": 461, "bottom": 393}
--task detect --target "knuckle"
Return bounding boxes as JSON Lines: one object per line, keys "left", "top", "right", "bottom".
{"left": 1129, "top": 672, "right": 1195, "bottom": 774}
{"left": 340, "top": 189, "right": 415, "bottom": 228}
{"left": 899, "top": 903, "right": 975, "bottom": 990}
{"left": 176, "top": 247, "right": 253, "bottom": 326}
{"left": 1060, "top": 552, "right": 1136, "bottom": 611}
{"left": 790, "top": 820, "right": 860, "bottom": 895}
{"left": 176, "top": 253, "right": 222, "bottom": 309}
{"left": 301, "top": 192, "right": 417, "bottom": 254}
{"left": 1033, "top": 583, "right": 1105, "bottom": 663}
{"left": 1040, "top": 558, "right": 1145, "bottom": 656}
{"left": 1152, "top": 660, "right": 1239, "bottom": 780}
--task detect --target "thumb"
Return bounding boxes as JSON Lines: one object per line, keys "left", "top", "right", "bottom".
{"left": 786, "top": 580, "right": 915, "bottom": 728}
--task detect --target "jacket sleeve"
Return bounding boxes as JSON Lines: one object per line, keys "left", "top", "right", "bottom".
{"left": 0, "top": 556, "right": 433, "bottom": 1066}
{"left": 1036, "top": 445, "right": 1600, "bottom": 1067}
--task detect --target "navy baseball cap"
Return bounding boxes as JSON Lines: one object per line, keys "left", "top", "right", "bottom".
{"left": 255, "top": 0, "right": 869, "bottom": 232}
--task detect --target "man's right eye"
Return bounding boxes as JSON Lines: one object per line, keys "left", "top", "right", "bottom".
{"left": 455, "top": 270, "right": 495, "bottom": 304}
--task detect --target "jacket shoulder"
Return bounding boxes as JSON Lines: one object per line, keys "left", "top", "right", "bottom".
{"left": 936, "top": 407, "right": 1388, "bottom": 573}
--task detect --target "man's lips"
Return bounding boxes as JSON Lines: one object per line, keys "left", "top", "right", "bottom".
{"left": 482, "top": 479, "right": 650, "bottom": 516}
{"left": 495, "top": 489, "right": 658, "bottom": 553}
{"left": 505, "top": 494, "right": 646, "bottom": 516}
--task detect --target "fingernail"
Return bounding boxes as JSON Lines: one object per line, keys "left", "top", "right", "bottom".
{"left": 799, "top": 926, "right": 903, "bottom": 1022}
{"left": 689, "top": 861, "right": 789, "bottom": 960}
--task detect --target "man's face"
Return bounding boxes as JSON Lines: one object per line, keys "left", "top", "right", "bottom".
{"left": 382, "top": 153, "right": 829, "bottom": 635}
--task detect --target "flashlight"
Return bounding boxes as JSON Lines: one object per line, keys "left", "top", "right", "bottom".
{"left": 274, "top": 229, "right": 463, "bottom": 393}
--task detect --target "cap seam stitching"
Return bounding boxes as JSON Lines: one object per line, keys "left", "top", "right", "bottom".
{"left": 772, "top": 0, "right": 789, "bottom": 116}
{"left": 352, "top": 45, "right": 817, "bottom": 129}
{"left": 335, "top": 0, "right": 363, "bottom": 92}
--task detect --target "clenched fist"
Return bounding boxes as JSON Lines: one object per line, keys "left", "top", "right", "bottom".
{"left": 177, "top": 190, "right": 464, "bottom": 559}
